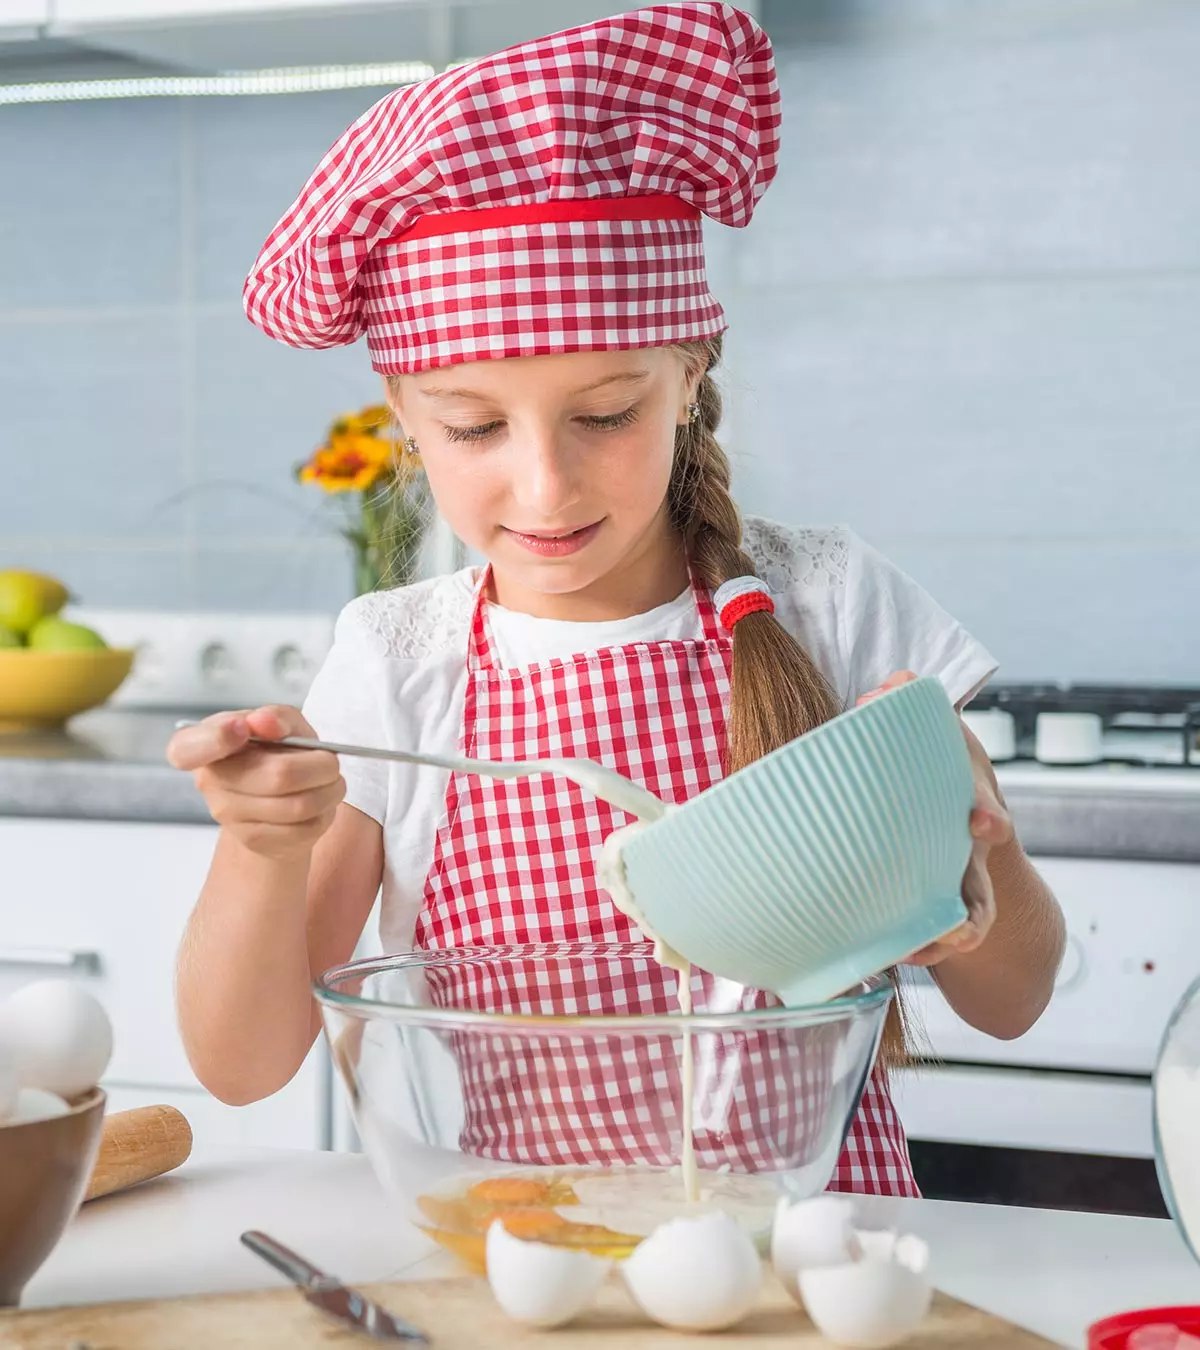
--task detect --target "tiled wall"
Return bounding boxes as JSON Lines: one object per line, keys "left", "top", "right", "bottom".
{"left": 723, "top": 0, "right": 1200, "bottom": 682}
{"left": 1, "top": 0, "right": 1196, "bottom": 681}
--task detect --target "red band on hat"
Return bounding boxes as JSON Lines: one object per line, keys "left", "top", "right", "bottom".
{"left": 393, "top": 194, "right": 701, "bottom": 243}
{"left": 719, "top": 592, "right": 775, "bottom": 631}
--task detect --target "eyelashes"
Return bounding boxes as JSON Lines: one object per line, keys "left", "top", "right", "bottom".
{"left": 442, "top": 405, "right": 641, "bottom": 444}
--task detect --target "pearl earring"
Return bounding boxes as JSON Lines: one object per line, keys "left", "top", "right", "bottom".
{"left": 687, "top": 402, "right": 701, "bottom": 425}
{"left": 403, "top": 435, "right": 419, "bottom": 455}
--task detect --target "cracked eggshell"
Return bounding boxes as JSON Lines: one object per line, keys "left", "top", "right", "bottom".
{"left": 771, "top": 1194, "right": 861, "bottom": 1301}
{"left": 485, "top": 1219, "right": 610, "bottom": 1328}
{"left": 622, "top": 1211, "right": 762, "bottom": 1332}
{"left": 798, "top": 1234, "right": 933, "bottom": 1349}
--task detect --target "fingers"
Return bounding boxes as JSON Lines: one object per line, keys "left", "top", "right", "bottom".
{"left": 244, "top": 705, "right": 317, "bottom": 742}
{"left": 905, "top": 845, "right": 998, "bottom": 967}
{"left": 208, "top": 777, "right": 346, "bottom": 828}
{"left": 166, "top": 711, "right": 251, "bottom": 771}
{"left": 856, "top": 670, "right": 919, "bottom": 707}
{"left": 970, "top": 803, "right": 1014, "bottom": 847}
{"left": 196, "top": 743, "right": 341, "bottom": 798}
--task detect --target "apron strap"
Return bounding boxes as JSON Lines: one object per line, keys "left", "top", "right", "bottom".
{"left": 466, "top": 564, "right": 497, "bottom": 673}
{"left": 691, "top": 569, "right": 725, "bottom": 644}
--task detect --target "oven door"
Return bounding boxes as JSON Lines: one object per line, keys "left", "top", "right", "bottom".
{"left": 892, "top": 856, "right": 1200, "bottom": 1213}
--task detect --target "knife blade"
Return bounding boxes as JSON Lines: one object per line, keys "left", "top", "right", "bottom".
{"left": 241, "top": 1230, "right": 430, "bottom": 1343}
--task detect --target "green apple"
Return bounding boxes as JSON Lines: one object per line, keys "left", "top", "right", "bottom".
{"left": 27, "top": 616, "right": 108, "bottom": 652}
{"left": 0, "top": 570, "right": 70, "bottom": 635}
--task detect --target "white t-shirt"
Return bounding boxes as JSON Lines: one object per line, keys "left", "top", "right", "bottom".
{"left": 303, "top": 518, "right": 997, "bottom": 951}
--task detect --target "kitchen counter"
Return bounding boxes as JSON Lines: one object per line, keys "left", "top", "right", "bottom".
{"left": 20, "top": 1146, "right": 1200, "bottom": 1347}
{"left": 4, "top": 709, "right": 1200, "bottom": 859}
{"left": 0, "top": 709, "right": 210, "bottom": 824}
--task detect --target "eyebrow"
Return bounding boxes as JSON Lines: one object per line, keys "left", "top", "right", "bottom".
{"left": 418, "top": 369, "right": 652, "bottom": 400}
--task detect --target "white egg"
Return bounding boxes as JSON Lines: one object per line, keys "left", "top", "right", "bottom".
{"left": 485, "top": 1220, "right": 610, "bottom": 1328}
{"left": 798, "top": 1233, "right": 933, "bottom": 1349}
{"left": 771, "top": 1194, "right": 861, "bottom": 1301}
{"left": 3, "top": 1086, "right": 71, "bottom": 1126}
{"left": 621, "top": 1211, "right": 762, "bottom": 1332}
{"left": 0, "top": 1037, "right": 18, "bottom": 1122}
{"left": 1, "top": 980, "right": 112, "bottom": 1097}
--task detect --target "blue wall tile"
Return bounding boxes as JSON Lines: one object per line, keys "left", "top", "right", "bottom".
{"left": 0, "top": 544, "right": 189, "bottom": 611}
{"left": 190, "top": 309, "right": 382, "bottom": 539}
{"left": 188, "top": 90, "right": 386, "bottom": 305}
{"left": 873, "top": 537, "right": 1200, "bottom": 684}
{"left": 0, "top": 313, "right": 187, "bottom": 539}
{"left": 723, "top": 276, "right": 1200, "bottom": 540}
{"left": 190, "top": 539, "right": 355, "bottom": 613}
{"left": 0, "top": 100, "right": 183, "bottom": 311}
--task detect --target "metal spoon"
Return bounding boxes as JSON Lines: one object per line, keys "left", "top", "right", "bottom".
{"left": 173, "top": 722, "right": 668, "bottom": 823}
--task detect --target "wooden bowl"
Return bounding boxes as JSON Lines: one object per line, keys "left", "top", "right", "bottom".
{"left": 0, "top": 1088, "right": 106, "bottom": 1306}
{"left": 0, "top": 650, "right": 134, "bottom": 733}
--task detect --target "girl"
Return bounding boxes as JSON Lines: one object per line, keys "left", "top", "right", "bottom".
{"left": 168, "top": 2, "right": 1064, "bottom": 1197}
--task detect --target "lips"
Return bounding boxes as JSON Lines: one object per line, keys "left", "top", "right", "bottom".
{"left": 504, "top": 521, "right": 602, "bottom": 557}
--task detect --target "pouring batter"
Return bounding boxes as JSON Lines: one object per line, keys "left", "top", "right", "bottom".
{"left": 167, "top": 3, "right": 1065, "bottom": 1198}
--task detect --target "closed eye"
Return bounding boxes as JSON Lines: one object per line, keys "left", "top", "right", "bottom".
{"left": 580, "top": 406, "right": 639, "bottom": 432}
{"left": 443, "top": 420, "right": 504, "bottom": 444}
{"left": 442, "top": 405, "right": 640, "bottom": 444}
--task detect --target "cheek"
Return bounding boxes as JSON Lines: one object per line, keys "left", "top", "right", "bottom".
{"left": 600, "top": 424, "right": 677, "bottom": 507}
{"left": 413, "top": 446, "right": 498, "bottom": 541}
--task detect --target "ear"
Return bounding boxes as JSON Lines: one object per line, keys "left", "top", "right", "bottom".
{"left": 675, "top": 374, "right": 704, "bottom": 427}
{"left": 380, "top": 374, "right": 407, "bottom": 424}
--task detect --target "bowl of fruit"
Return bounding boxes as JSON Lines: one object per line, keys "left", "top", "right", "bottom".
{"left": 0, "top": 569, "right": 134, "bottom": 733}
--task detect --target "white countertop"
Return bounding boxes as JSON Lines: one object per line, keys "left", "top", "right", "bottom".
{"left": 21, "top": 1147, "right": 1200, "bottom": 1347}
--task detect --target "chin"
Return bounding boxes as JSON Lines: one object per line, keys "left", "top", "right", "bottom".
{"left": 495, "top": 542, "right": 614, "bottom": 597}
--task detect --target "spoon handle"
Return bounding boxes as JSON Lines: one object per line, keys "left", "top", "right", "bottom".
{"left": 173, "top": 722, "right": 667, "bottom": 822}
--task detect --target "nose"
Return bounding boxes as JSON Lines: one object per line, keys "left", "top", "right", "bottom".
{"left": 510, "top": 428, "right": 583, "bottom": 520}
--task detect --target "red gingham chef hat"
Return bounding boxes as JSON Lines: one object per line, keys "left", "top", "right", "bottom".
{"left": 243, "top": 3, "right": 780, "bottom": 374}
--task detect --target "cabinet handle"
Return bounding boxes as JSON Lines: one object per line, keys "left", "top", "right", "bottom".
{"left": 0, "top": 947, "right": 102, "bottom": 975}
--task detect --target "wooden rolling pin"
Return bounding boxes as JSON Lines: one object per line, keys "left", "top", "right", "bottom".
{"left": 84, "top": 1105, "right": 193, "bottom": 1203}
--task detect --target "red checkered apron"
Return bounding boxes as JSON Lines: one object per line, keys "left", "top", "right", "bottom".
{"left": 414, "top": 567, "right": 918, "bottom": 1197}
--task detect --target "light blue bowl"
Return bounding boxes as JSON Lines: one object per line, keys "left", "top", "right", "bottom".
{"left": 617, "top": 676, "right": 975, "bottom": 1006}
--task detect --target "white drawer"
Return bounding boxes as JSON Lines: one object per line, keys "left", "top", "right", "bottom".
{"left": 0, "top": 818, "right": 220, "bottom": 1088}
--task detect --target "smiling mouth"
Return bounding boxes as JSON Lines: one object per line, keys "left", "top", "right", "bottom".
{"left": 507, "top": 524, "right": 598, "bottom": 539}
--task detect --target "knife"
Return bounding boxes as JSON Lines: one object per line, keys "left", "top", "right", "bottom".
{"left": 240, "top": 1230, "right": 430, "bottom": 1343}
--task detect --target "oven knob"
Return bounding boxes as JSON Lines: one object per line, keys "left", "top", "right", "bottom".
{"left": 1054, "top": 936, "right": 1084, "bottom": 992}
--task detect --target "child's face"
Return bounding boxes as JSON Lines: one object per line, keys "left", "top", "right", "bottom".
{"left": 386, "top": 348, "right": 696, "bottom": 610}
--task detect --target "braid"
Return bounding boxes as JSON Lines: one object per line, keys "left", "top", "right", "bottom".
{"left": 668, "top": 337, "right": 841, "bottom": 771}
{"left": 667, "top": 336, "right": 910, "bottom": 1065}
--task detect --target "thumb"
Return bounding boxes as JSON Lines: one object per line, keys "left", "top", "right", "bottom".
{"left": 244, "top": 704, "right": 314, "bottom": 743}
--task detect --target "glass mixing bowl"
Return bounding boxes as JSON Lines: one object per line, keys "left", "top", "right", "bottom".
{"left": 315, "top": 943, "right": 892, "bottom": 1272}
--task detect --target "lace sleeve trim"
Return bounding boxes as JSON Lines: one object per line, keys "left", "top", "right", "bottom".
{"left": 340, "top": 570, "right": 475, "bottom": 661}
{"left": 742, "top": 516, "right": 850, "bottom": 593}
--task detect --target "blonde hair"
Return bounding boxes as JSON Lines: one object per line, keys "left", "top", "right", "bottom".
{"left": 668, "top": 336, "right": 908, "bottom": 1064}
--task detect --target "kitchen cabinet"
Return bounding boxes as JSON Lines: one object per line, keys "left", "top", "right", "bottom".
{"left": 0, "top": 817, "right": 329, "bottom": 1151}
{"left": 53, "top": 0, "right": 413, "bottom": 21}
{"left": 45, "top": 0, "right": 640, "bottom": 79}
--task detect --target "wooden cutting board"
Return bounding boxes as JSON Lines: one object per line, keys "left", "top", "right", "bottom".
{"left": 0, "top": 1269, "right": 1058, "bottom": 1349}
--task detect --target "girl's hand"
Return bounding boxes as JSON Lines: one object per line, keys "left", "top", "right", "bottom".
{"left": 166, "top": 706, "right": 345, "bottom": 862}
{"left": 856, "top": 671, "right": 1013, "bottom": 967}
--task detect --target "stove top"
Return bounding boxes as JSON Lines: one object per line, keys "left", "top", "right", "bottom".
{"left": 970, "top": 683, "right": 1200, "bottom": 769}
